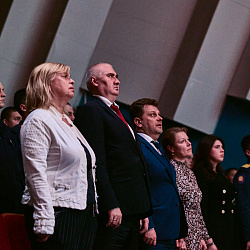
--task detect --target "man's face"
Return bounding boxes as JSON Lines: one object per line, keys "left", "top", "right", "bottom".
{"left": 4, "top": 111, "right": 22, "bottom": 128}
{"left": 225, "top": 170, "right": 237, "bottom": 184}
{"left": 0, "top": 82, "right": 6, "bottom": 109}
{"left": 140, "top": 105, "right": 163, "bottom": 140}
{"left": 93, "top": 64, "right": 120, "bottom": 102}
{"left": 64, "top": 104, "right": 75, "bottom": 122}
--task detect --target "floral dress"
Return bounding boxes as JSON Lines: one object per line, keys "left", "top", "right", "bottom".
{"left": 171, "top": 160, "right": 210, "bottom": 250}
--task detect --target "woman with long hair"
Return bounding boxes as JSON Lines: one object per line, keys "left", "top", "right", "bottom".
{"left": 193, "top": 135, "right": 239, "bottom": 250}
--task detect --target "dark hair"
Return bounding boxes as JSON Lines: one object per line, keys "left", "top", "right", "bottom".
{"left": 241, "top": 135, "right": 250, "bottom": 153}
{"left": 161, "top": 127, "right": 188, "bottom": 158}
{"left": 130, "top": 98, "right": 158, "bottom": 127}
{"left": 193, "top": 134, "right": 224, "bottom": 179}
{"left": 14, "top": 88, "right": 26, "bottom": 114}
{"left": 1, "top": 107, "right": 18, "bottom": 121}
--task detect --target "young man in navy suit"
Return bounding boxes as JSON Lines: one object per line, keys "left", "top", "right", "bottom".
{"left": 130, "top": 98, "right": 187, "bottom": 249}
{"left": 74, "top": 63, "right": 152, "bottom": 249}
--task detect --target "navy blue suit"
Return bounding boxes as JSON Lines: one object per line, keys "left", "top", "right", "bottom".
{"left": 138, "top": 135, "right": 187, "bottom": 241}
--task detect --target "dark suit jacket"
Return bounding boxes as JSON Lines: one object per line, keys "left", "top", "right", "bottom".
{"left": 74, "top": 97, "right": 152, "bottom": 218}
{"left": 0, "top": 121, "right": 24, "bottom": 214}
{"left": 138, "top": 135, "right": 187, "bottom": 240}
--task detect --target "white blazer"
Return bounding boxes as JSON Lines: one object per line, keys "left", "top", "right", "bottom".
{"left": 21, "top": 106, "right": 97, "bottom": 235}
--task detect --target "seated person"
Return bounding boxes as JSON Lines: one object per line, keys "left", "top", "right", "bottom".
{"left": 1, "top": 107, "right": 22, "bottom": 128}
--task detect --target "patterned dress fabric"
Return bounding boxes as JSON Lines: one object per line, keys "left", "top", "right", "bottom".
{"left": 171, "top": 160, "right": 210, "bottom": 250}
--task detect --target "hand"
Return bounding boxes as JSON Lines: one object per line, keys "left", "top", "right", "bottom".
{"left": 201, "top": 239, "right": 207, "bottom": 250}
{"left": 246, "top": 241, "right": 250, "bottom": 250}
{"left": 206, "top": 238, "right": 217, "bottom": 250}
{"left": 140, "top": 217, "right": 149, "bottom": 234}
{"left": 207, "top": 244, "right": 218, "bottom": 250}
{"left": 36, "top": 233, "right": 50, "bottom": 242}
{"left": 176, "top": 238, "right": 186, "bottom": 249}
{"left": 106, "top": 207, "right": 122, "bottom": 228}
{"left": 142, "top": 228, "right": 157, "bottom": 247}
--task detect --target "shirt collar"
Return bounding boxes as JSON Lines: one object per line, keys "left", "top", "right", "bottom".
{"left": 94, "top": 95, "right": 119, "bottom": 108}
{"left": 138, "top": 133, "right": 158, "bottom": 144}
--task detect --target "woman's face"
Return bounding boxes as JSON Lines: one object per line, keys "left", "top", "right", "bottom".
{"left": 50, "top": 71, "right": 75, "bottom": 102}
{"left": 169, "top": 131, "right": 192, "bottom": 162}
{"left": 209, "top": 139, "right": 224, "bottom": 164}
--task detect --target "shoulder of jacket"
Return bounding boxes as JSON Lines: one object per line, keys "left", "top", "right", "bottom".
{"left": 25, "top": 109, "right": 52, "bottom": 124}
{"left": 242, "top": 164, "right": 250, "bottom": 169}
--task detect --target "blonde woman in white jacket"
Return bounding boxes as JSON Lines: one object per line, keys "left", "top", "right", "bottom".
{"left": 21, "top": 62, "right": 98, "bottom": 250}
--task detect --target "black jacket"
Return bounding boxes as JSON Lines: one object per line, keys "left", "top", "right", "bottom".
{"left": 74, "top": 97, "right": 152, "bottom": 218}
{"left": 0, "top": 121, "right": 24, "bottom": 213}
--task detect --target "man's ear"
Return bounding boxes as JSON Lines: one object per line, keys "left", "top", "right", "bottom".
{"left": 3, "top": 119, "right": 9, "bottom": 126}
{"left": 245, "top": 149, "right": 250, "bottom": 158}
{"left": 20, "top": 104, "right": 26, "bottom": 112}
{"left": 134, "top": 117, "right": 142, "bottom": 128}
{"left": 91, "top": 76, "right": 98, "bottom": 87}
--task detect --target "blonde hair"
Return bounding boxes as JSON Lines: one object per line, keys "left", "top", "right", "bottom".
{"left": 26, "top": 62, "right": 70, "bottom": 113}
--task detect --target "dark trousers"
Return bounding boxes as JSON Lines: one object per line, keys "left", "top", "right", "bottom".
{"left": 24, "top": 204, "right": 97, "bottom": 250}
{"left": 93, "top": 214, "right": 140, "bottom": 250}
{"left": 139, "top": 239, "right": 176, "bottom": 250}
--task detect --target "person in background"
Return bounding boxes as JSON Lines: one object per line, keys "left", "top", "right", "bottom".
{"left": 1, "top": 106, "right": 22, "bottom": 128}
{"left": 185, "top": 153, "right": 193, "bottom": 169}
{"left": 14, "top": 88, "right": 27, "bottom": 121}
{"left": 64, "top": 102, "right": 75, "bottom": 121}
{"left": 162, "top": 127, "right": 215, "bottom": 250}
{"left": 130, "top": 98, "right": 187, "bottom": 250}
{"left": 234, "top": 135, "right": 250, "bottom": 250}
{"left": 225, "top": 168, "right": 238, "bottom": 184}
{"left": 193, "top": 135, "right": 239, "bottom": 250}
{"left": 74, "top": 63, "right": 152, "bottom": 250}
{"left": 21, "top": 62, "right": 98, "bottom": 250}
{"left": 0, "top": 82, "right": 24, "bottom": 214}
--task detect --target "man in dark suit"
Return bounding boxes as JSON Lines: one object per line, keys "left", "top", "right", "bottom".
{"left": 74, "top": 63, "right": 152, "bottom": 249}
{"left": 130, "top": 98, "right": 187, "bottom": 249}
{"left": 234, "top": 135, "right": 250, "bottom": 250}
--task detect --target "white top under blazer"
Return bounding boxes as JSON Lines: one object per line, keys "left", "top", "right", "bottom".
{"left": 21, "top": 106, "right": 97, "bottom": 235}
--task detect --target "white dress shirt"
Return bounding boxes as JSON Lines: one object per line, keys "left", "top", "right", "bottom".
{"left": 138, "top": 133, "right": 162, "bottom": 155}
{"left": 94, "top": 95, "right": 135, "bottom": 138}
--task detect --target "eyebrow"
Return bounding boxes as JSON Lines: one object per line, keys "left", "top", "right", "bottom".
{"left": 107, "top": 73, "right": 118, "bottom": 78}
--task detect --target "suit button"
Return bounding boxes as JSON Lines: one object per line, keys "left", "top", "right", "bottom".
{"left": 232, "top": 199, "right": 235, "bottom": 203}
{"left": 223, "top": 189, "right": 226, "bottom": 194}
{"left": 222, "top": 201, "right": 225, "bottom": 205}
{"left": 221, "top": 210, "right": 225, "bottom": 214}
{"left": 231, "top": 210, "right": 234, "bottom": 213}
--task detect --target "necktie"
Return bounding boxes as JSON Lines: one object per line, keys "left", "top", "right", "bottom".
{"left": 151, "top": 140, "right": 160, "bottom": 149}
{"left": 110, "top": 104, "right": 131, "bottom": 131}
{"left": 151, "top": 140, "right": 162, "bottom": 155}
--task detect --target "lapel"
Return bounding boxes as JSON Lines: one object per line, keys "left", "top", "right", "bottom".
{"left": 138, "top": 135, "right": 176, "bottom": 184}
{"left": 92, "top": 97, "right": 138, "bottom": 148}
